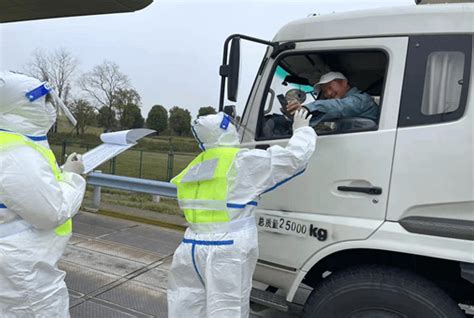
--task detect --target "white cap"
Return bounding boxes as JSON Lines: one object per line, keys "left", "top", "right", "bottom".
{"left": 313, "top": 71, "right": 347, "bottom": 91}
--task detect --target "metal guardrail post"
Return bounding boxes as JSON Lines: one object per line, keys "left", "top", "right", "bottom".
{"left": 83, "top": 171, "right": 102, "bottom": 213}
{"left": 92, "top": 185, "right": 102, "bottom": 207}
{"left": 167, "top": 151, "right": 174, "bottom": 181}
{"left": 61, "top": 141, "right": 67, "bottom": 165}
{"left": 167, "top": 137, "right": 174, "bottom": 181}
{"left": 112, "top": 157, "right": 117, "bottom": 175}
{"left": 139, "top": 150, "right": 143, "bottom": 178}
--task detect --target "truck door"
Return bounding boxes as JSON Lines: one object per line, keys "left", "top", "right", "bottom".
{"left": 387, "top": 35, "right": 473, "bottom": 237}
{"left": 240, "top": 37, "right": 409, "bottom": 270}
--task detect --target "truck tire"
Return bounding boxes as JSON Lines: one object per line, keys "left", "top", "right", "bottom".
{"left": 302, "top": 265, "right": 465, "bottom": 318}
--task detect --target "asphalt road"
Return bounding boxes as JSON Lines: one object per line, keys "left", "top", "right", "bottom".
{"left": 63, "top": 211, "right": 302, "bottom": 317}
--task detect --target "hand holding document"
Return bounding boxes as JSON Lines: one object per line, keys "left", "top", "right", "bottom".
{"left": 81, "top": 128, "right": 155, "bottom": 174}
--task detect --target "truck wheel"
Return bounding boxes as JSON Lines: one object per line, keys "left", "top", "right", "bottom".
{"left": 302, "top": 265, "right": 465, "bottom": 318}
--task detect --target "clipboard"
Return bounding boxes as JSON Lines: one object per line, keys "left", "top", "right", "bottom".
{"left": 81, "top": 128, "right": 155, "bottom": 174}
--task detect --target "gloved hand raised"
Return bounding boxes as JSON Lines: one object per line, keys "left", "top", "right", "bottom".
{"left": 292, "top": 108, "right": 312, "bottom": 131}
{"left": 62, "top": 152, "right": 84, "bottom": 175}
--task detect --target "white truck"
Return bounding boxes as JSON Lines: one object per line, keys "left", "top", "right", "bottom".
{"left": 218, "top": 0, "right": 474, "bottom": 317}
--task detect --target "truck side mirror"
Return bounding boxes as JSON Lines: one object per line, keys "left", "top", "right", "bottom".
{"left": 223, "top": 105, "right": 236, "bottom": 118}
{"left": 227, "top": 37, "right": 240, "bottom": 102}
{"left": 219, "top": 34, "right": 276, "bottom": 110}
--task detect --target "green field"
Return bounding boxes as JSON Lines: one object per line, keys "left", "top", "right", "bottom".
{"left": 49, "top": 129, "right": 199, "bottom": 220}
{"left": 83, "top": 188, "right": 183, "bottom": 217}
{"left": 50, "top": 143, "right": 196, "bottom": 181}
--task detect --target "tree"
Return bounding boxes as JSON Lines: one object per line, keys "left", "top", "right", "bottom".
{"left": 146, "top": 105, "right": 168, "bottom": 134}
{"left": 26, "top": 48, "right": 78, "bottom": 103}
{"left": 120, "top": 104, "right": 144, "bottom": 129}
{"left": 97, "top": 106, "right": 117, "bottom": 131}
{"left": 26, "top": 48, "right": 79, "bottom": 132}
{"left": 198, "top": 106, "right": 217, "bottom": 117}
{"left": 112, "top": 88, "right": 141, "bottom": 127}
{"left": 79, "top": 60, "right": 130, "bottom": 130}
{"left": 169, "top": 106, "right": 191, "bottom": 136}
{"left": 69, "top": 99, "right": 97, "bottom": 135}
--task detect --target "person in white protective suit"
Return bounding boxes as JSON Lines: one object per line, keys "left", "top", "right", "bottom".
{"left": 167, "top": 109, "right": 316, "bottom": 317}
{"left": 0, "top": 71, "right": 86, "bottom": 317}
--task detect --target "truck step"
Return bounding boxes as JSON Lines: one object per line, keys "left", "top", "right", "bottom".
{"left": 250, "top": 287, "right": 289, "bottom": 312}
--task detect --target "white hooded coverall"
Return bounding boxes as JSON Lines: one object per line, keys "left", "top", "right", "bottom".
{"left": 167, "top": 112, "right": 316, "bottom": 317}
{"left": 0, "top": 71, "right": 86, "bottom": 317}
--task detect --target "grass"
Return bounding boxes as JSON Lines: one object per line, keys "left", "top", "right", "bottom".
{"left": 83, "top": 187, "right": 182, "bottom": 217}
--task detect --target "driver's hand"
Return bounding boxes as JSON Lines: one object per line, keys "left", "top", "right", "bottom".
{"left": 286, "top": 101, "right": 302, "bottom": 114}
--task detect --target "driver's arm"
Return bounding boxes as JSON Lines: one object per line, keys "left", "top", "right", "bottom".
{"left": 304, "top": 94, "right": 365, "bottom": 121}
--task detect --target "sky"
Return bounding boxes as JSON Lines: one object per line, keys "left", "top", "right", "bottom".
{"left": 0, "top": 0, "right": 414, "bottom": 119}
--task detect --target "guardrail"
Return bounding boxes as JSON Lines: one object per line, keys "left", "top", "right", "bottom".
{"left": 87, "top": 171, "right": 177, "bottom": 210}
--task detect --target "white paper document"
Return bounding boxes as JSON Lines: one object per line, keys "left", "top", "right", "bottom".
{"left": 82, "top": 128, "right": 155, "bottom": 173}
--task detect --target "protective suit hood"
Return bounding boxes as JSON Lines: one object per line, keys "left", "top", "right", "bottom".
{"left": 192, "top": 112, "right": 239, "bottom": 150}
{"left": 0, "top": 71, "right": 56, "bottom": 137}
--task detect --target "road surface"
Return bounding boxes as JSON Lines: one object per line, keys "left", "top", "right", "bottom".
{"left": 63, "top": 212, "right": 305, "bottom": 317}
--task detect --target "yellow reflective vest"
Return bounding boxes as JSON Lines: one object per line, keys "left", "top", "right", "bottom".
{"left": 171, "top": 147, "right": 240, "bottom": 224}
{"left": 0, "top": 131, "right": 72, "bottom": 236}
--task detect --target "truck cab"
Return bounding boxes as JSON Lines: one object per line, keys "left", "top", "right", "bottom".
{"left": 219, "top": 1, "right": 473, "bottom": 316}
